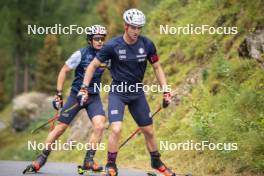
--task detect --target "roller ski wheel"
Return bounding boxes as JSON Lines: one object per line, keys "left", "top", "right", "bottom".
{"left": 77, "top": 165, "right": 104, "bottom": 175}
{"left": 147, "top": 172, "right": 157, "bottom": 176}
{"left": 78, "top": 165, "right": 85, "bottom": 175}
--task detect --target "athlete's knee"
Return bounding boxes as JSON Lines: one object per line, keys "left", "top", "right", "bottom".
{"left": 54, "top": 123, "right": 68, "bottom": 135}
{"left": 110, "top": 122, "right": 122, "bottom": 136}
{"left": 93, "top": 122, "right": 105, "bottom": 133}
{"left": 92, "top": 115, "right": 105, "bottom": 133}
{"left": 141, "top": 125, "right": 155, "bottom": 138}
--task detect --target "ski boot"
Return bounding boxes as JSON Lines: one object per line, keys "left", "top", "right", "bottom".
{"left": 104, "top": 163, "right": 118, "bottom": 176}
{"left": 151, "top": 160, "right": 176, "bottom": 176}
{"left": 23, "top": 151, "right": 49, "bottom": 174}
{"left": 84, "top": 160, "right": 103, "bottom": 172}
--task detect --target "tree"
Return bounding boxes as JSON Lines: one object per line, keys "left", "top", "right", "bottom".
{"left": 96, "top": 0, "right": 138, "bottom": 38}
{"left": 35, "top": 35, "right": 63, "bottom": 93}
{"left": 0, "top": 0, "right": 102, "bottom": 108}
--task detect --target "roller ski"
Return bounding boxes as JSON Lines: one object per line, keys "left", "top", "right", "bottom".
{"left": 22, "top": 150, "right": 50, "bottom": 174}
{"left": 23, "top": 163, "right": 38, "bottom": 174}
{"left": 78, "top": 161, "right": 104, "bottom": 175}
{"left": 149, "top": 158, "right": 192, "bottom": 176}
{"left": 147, "top": 171, "right": 192, "bottom": 176}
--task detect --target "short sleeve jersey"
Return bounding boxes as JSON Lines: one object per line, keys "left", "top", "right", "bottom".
{"left": 66, "top": 46, "right": 106, "bottom": 94}
{"left": 96, "top": 35, "right": 159, "bottom": 83}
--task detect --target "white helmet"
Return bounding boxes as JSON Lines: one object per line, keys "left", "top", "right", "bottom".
{"left": 87, "top": 24, "right": 107, "bottom": 40}
{"left": 123, "top": 8, "right": 146, "bottom": 27}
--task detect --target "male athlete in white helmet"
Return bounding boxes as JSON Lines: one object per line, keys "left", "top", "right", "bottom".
{"left": 79, "top": 9, "right": 175, "bottom": 176}
{"left": 23, "top": 25, "right": 108, "bottom": 174}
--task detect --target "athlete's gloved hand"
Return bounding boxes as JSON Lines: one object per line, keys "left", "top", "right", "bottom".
{"left": 52, "top": 90, "right": 63, "bottom": 110}
{"left": 162, "top": 92, "right": 172, "bottom": 108}
{"left": 77, "top": 84, "right": 89, "bottom": 106}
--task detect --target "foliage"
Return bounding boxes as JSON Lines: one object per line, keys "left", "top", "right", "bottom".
{"left": 35, "top": 35, "right": 63, "bottom": 93}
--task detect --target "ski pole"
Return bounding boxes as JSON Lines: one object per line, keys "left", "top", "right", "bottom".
{"left": 119, "top": 105, "right": 163, "bottom": 149}
{"left": 31, "top": 103, "right": 78, "bottom": 134}
{"left": 31, "top": 112, "right": 59, "bottom": 134}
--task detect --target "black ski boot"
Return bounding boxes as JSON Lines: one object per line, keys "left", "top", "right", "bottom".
{"left": 151, "top": 159, "right": 176, "bottom": 176}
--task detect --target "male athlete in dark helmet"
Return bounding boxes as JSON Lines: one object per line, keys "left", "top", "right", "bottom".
{"left": 78, "top": 9, "right": 175, "bottom": 176}
{"left": 23, "top": 25, "right": 108, "bottom": 174}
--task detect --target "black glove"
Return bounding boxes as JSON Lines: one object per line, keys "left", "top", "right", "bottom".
{"left": 77, "top": 84, "right": 89, "bottom": 106}
{"left": 162, "top": 92, "right": 172, "bottom": 108}
{"left": 52, "top": 90, "right": 63, "bottom": 110}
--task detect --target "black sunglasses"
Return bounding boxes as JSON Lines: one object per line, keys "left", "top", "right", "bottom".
{"left": 93, "top": 36, "right": 105, "bottom": 42}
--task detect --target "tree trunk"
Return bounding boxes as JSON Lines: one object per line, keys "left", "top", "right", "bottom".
{"left": 14, "top": 53, "right": 23, "bottom": 96}
{"left": 24, "top": 62, "right": 29, "bottom": 92}
{"left": 14, "top": 17, "right": 24, "bottom": 96}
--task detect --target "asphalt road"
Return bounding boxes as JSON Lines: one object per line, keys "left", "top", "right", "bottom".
{"left": 0, "top": 160, "right": 147, "bottom": 176}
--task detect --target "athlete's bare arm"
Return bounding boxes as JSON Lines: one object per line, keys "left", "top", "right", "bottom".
{"left": 56, "top": 64, "right": 72, "bottom": 91}
{"left": 151, "top": 62, "right": 168, "bottom": 90}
